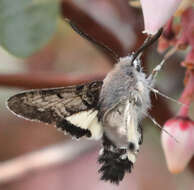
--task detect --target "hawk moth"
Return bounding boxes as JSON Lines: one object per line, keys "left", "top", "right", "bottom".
{"left": 7, "top": 29, "right": 163, "bottom": 184}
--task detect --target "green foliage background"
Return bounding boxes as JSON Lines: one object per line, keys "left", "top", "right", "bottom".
{"left": 0, "top": 0, "right": 59, "bottom": 57}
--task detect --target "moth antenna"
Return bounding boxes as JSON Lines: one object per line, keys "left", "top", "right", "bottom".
{"left": 147, "top": 85, "right": 188, "bottom": 107}
{"left": 131, "top": 28, "right": 163, "bottom": 64}
{"left": 65, "top": 19, "right": 119, "bottom": 62}
{"left": 145, "top": 113, "right": 178, "bottom": 143}
{"left": 148, "top": 46, "right": 178, "bottom": 82}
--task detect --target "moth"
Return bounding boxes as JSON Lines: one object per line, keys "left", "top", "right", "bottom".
{"left": 7, "top": 29, "right": 164, "bottom": 184}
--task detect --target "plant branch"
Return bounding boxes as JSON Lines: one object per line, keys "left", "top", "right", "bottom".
{"left": 0, "top": 73, "right": 106, "bottom": 89}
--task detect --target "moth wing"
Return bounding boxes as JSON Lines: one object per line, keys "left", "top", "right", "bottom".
{"left": 7, "top": 81, "right": 103, "bottom": 139}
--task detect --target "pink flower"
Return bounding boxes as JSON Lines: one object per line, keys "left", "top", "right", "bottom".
{"left": 140, "top": 0, "right": 182, "bottom": 34}
{"left": 161, "top": 117, "right": 194, "bottom": 173}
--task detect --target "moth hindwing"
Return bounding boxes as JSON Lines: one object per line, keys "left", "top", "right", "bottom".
{"left": 7, "top": 81, "right": 103, "bottom": 139}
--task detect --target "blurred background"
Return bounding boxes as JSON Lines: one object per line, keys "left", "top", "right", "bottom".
{"left": 0, "top": 0, "right": 193, "bottom": 189}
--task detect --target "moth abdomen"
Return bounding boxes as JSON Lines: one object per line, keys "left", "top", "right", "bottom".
{"left": 98, "top": 135, "right": 133, "bottom": 184}
{"left": 98, "top": 154, "right": 132, "bottom": 184}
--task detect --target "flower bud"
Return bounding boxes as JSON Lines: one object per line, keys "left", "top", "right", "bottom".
{"left": 161, "top": 117, "right": 194, "bottom": 173}
{"left": 140, "top": 0, "right": 181, "bottom": 34}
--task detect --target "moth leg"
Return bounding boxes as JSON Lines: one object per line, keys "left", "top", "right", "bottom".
{"left": 98, "top": 134, "right": 133, "bottom": 184}
{"left": 148, "top": 46, "right": 177, "bottom": 84}
{"left": 148, "top": 86, "right": 185, "bottom": 106}
{"left": 145, "top": 113, "right": 178, "bottom": 142}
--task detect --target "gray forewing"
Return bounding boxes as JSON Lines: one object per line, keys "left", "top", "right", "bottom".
{"left": 7, "top": 81, "right": 103, "bottom": 138}
{"left": 7, "top": 81, "right": 102, "bottom": 122}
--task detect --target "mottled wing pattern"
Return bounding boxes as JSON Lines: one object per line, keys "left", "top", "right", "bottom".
{"left": 7, "top": 81, "right": 103, "bottom": 139}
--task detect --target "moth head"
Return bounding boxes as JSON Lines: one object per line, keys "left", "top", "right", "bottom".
{"left": 119, "top": 54, "right": 142, "bottom": 74}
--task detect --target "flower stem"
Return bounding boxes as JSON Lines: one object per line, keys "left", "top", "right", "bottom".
{"left": 178, "top": 70, "right": 194, "bottom": 116}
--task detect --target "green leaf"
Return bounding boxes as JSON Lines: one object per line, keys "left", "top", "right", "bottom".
{"left": 0, "top": 0, "right": 59, "bottom": 57}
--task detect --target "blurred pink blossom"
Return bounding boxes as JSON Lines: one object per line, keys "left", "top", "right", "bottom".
{"left": 161, "top": 117, "right": 194, "bottom": 173}
{"left": 161, "top": 70, "right": 194, "bottom": 174}
{"left": 140, "top": 0, "right": 182, "bottom": 34}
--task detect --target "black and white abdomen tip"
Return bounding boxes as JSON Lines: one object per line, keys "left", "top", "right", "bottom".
{"left": 98, "top": 135, "right": 133, "bottom": 184}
